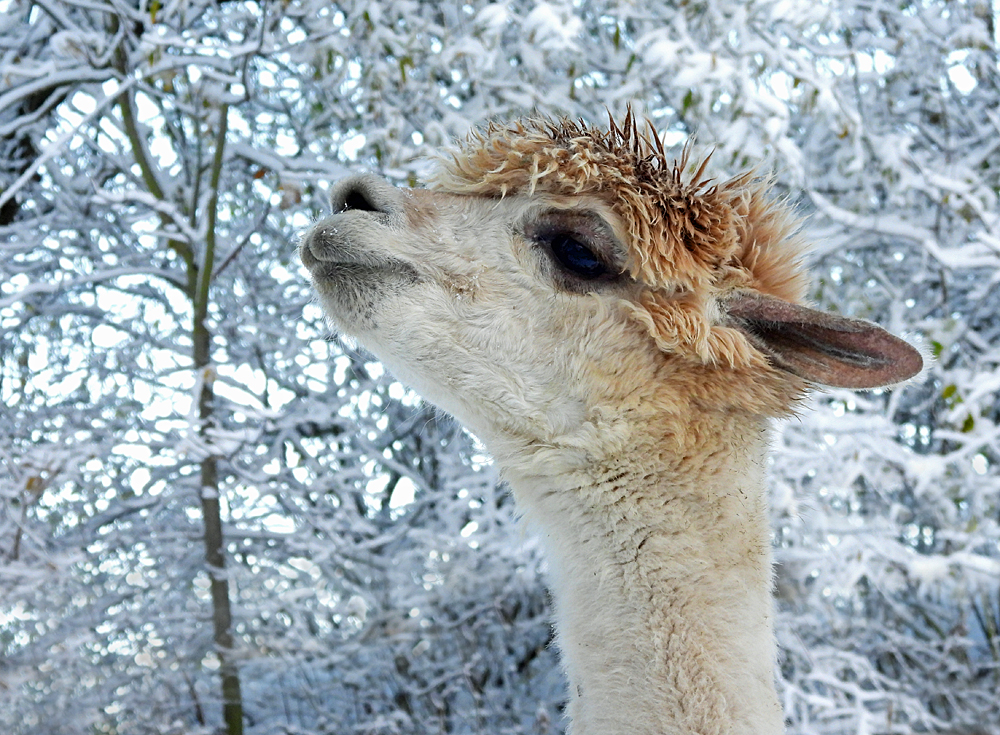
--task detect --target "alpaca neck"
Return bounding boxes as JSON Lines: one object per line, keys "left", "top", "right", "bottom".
{"left": 501, "top": 411, "right": 784, "bottom": 735}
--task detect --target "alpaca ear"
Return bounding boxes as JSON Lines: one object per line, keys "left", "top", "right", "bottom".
{"left": 724, "top": 292, "right": 923, "bottom": 389}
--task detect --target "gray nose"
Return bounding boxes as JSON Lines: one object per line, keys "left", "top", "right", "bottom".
{"left": 329, "top": 173, "right": 405, "bottom": 218}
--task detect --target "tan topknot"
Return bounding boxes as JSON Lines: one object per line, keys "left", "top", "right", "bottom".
{"left": 433, "top": 110, "right": 811, "bottom": 372}
{"left": 435, "top": 110, "right": 808, "bottom": 296}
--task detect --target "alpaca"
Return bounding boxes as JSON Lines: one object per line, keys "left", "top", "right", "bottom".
{"left": 299, "top": 113, "right": 923, "bottom": 734}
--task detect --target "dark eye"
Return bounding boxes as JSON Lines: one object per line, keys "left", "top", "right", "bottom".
{"left": 546, "top": 232, "right": 609, "bottom": 279}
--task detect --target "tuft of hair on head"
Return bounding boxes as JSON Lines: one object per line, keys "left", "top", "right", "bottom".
{"left": 433, "top": 110, "right": 806, "bottom": 292}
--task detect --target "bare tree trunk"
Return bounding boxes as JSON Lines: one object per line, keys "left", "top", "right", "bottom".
{"left": 192, "top": 104, "right": 243, "bottom": 735}
{"left": 111, "top": 12, "right": 244, "bottom": 728}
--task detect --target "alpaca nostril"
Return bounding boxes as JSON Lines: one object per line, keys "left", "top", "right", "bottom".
{"left": 329, "top": 174, "right": 403, "bottom": 218}
{"left": 342, "top": 188, "right": 379, "bottom": 213}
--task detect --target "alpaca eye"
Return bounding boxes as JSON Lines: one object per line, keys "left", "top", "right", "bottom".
{"left": 546, "top": 232, "right": 609, "bottom": 279}
{"left": 524, "top": 211, "right": 619, "bottom": 287}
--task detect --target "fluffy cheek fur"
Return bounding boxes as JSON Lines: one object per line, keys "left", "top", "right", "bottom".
{"left": 345, "top": 278, "right": 662, "bottom": 449}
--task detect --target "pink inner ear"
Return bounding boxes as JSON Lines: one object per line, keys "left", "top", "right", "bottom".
{"left": 725, "top": 292, "right": 923, "bottom": 389}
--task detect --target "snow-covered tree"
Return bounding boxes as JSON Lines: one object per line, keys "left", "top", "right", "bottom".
{"left": 1, "top": 0, "right": 997, "bottom": 733}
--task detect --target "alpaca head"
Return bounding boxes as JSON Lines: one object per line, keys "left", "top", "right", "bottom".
{"left": 300, "top": 113, "right": 922, "bottom": 458}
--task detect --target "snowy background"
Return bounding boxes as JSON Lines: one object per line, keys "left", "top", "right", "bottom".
{"left": 1, "top": 0, "right": 998, "bottom": 733}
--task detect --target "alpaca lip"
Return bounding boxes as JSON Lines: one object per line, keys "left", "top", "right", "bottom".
{"left": 300, "top": 218, "right": 419, "bottom": 282}
{"left": 302, "top": 215, "right": 388, "bottom": 268}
